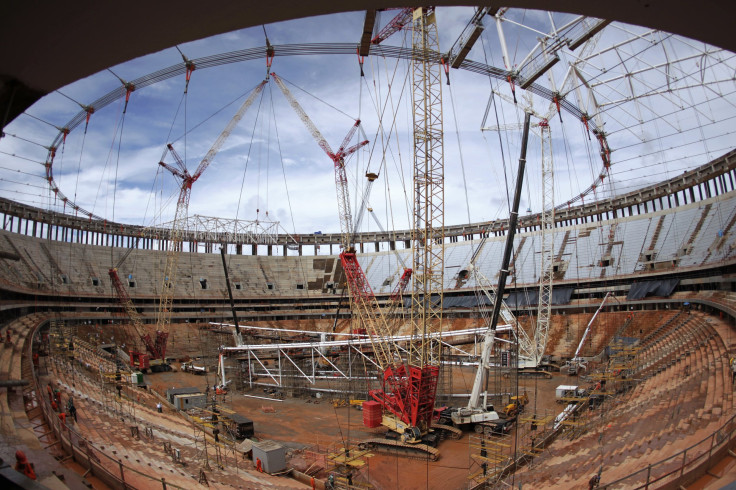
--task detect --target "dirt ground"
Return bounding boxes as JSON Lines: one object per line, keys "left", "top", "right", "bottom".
{"left": 69, "top": 316, "right": 619, "bottom": 489}
{"left": 140, "top": 354, "right": 578, "bottom": 489}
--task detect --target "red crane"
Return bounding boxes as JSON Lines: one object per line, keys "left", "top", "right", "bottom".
{"left": 107, "top": 239, "right": 162, "bottom": 371}
{"left": 271, "top": 73, "right": 444, "bottom": 448}
{"left": 371, "top": 8, "right": 414, "bottom": 45}
{"left": 155, "top": 79, "right": 268, "bottom": 366}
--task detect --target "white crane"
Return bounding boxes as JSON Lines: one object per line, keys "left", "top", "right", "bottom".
{"left": 565, "top": 292, "right": 611, "bottom": 375}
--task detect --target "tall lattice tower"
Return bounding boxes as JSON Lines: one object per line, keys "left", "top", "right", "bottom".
{"left": 535, "top": 122, "right": 554, "bottom": 364}
{"left": 408, "top": 7, "right": 445, "bottom": 431}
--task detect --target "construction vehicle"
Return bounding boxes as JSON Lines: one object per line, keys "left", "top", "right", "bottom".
{"left": 450, "top": 113, "right": 532, "bottom": 433}
{"left": 504, "top": 391, "right": 529, "bottom": 417}
{"left": 564, "top": 292, "right": 611, "bottom": 375}
{"left": 108, "top": 239, "right": 170, "bottom": 372}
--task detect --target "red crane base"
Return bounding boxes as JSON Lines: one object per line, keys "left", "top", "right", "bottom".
{"left": 369, "top": 364, "right": 439, "bottom": 432}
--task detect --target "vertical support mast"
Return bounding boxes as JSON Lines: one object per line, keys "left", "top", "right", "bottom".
{"left": 410, "top": 6, "right": 444, "bottom": 370}
{"left": 535, "top": 121, "right": 555, "bottom": 365}
{"left": 468, "top": 112, "right": 531, "bottom": 409}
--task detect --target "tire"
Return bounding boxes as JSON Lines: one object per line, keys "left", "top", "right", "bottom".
{"left": 474, "top": 424, "right": 483, "bottom": 434}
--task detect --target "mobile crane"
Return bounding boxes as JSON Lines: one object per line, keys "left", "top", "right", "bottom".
{"left": 450, "top": 113, "right": 532, "bottom": 433}
{"left": 108, "top": 237, "right": 168, "bottom": 372}
{"left": 565, "top": 292, "right": 611, "bottom": 375}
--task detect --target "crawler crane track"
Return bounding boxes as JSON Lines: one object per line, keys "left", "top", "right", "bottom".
{"left": 358, "top": 439, "right": 440, "bottom": 461}
{"left": 434, "top": 423, "right": 462, "bottom": 440}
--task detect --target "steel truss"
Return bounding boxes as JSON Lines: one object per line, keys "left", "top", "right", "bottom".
{"left": 218, "top": 324, "right": 514, "bottom": 390}
{"left": 156, "top": 214, "right": 289, "bottom": 245}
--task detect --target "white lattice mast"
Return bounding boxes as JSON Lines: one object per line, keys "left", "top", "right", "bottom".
{"left": 409, "top": 6, "right": 444, "bottom": 373}
{"left": 534, "top": 121, "right": 554, "bottom": 365}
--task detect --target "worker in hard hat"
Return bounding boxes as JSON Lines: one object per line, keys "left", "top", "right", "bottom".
{"left": 14, "top": 450, "right": 37, "bottom": 480}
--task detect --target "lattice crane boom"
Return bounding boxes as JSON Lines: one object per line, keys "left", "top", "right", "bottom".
{"left": 371, "top": 8, "right": 414, "bottom": 45}
{"left": 534, "top": 120, "right": 555, "bottom": 366}
{"left": 155, "top": 80, "right": 267, "bottom": 359}
{"left": 106, "top": 234, "right": 163, "bottom": 363}
{"left": 108, "top": 267, "right": 160, "bottom": 360}
{"left": 269, "top": 72, "right": 403, "bottom": 376}
{"left": 270, "top": 73, "right": 368, "bottom": 251}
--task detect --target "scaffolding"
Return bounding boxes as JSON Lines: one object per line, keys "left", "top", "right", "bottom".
{"left": 468, "top": 433, "right": 513, "bottom": 487}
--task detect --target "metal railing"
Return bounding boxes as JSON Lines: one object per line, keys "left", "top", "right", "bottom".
{"left": 28, "top": 334, "right": 191, "bottom": 489}
{"left": 600, "top": 390, "right": 736, "bottom": 488}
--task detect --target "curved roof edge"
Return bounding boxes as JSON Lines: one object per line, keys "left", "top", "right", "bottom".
{"left": 2, "top": 1, "right": 736, "bottom": 130}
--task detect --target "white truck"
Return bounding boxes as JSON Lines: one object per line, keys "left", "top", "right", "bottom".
{"left": 555, "top": 385, "right": 586, "bottom": 402}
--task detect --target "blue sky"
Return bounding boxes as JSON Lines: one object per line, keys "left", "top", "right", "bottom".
{"left": 1, "top": 7, "right": 734, "bottom": 242}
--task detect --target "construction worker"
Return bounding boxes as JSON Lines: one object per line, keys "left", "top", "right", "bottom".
{"left": 256, "top": 458, "right": 263, "bottom": 472}
{"left": 67, "top": 397, "right": 77, "bottom": 422}
{"left": 588, "top": 473, "right": 600, "bottom": 489}
{"left": 14, "top": 450, "right": 36, "bottom": 480}
{"left": 157, "top": 402, "right": 162, "bottom": 413}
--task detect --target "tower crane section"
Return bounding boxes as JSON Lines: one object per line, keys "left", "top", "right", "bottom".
{"left": 156, "top": 80, "right": 267, "bottom": 366}
{"left": 405, "top": 6, "right": 445, "bottom": 438}
{"left": 534, "top": 120, "right": 555, "bottom": 366}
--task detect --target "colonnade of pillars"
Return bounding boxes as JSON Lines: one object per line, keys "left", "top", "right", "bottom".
{"left": 2, "top": 168, "right": 733, "bottom": 256}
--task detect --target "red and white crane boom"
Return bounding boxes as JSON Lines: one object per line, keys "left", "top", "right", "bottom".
{"left": 156, "top": 80, "right": 268, "bottom": 363}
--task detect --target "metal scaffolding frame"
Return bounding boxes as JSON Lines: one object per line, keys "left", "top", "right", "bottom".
{"left": 217, "top": 324, "right": 515, "bottom": 391}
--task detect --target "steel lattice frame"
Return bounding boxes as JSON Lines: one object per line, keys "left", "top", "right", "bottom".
{"left": 534, "top": 123, "right": 555, "bottom": 365}
{"left": 408, "top": 7, "right": 444, "bottom": 432}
